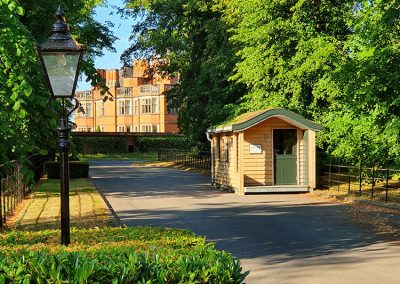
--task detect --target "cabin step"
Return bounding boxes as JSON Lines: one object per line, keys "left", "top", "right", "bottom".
{"left": 244, "top": 185, "right": 309, "bottom": 193}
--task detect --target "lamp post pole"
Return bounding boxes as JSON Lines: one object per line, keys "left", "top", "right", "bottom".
{"left": 37, "top": 7, "right": 85, "bottom": 246}
{"left": 59, "top": 101, "right": 71, "bottom": 245}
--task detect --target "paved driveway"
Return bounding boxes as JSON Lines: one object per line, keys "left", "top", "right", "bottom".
{"left": 90, "top": 161, "right": 400, "bottom": 284}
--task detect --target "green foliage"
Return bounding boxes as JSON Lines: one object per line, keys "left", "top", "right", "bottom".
{"left": 123, "top": 0, "right": 246, "bottom": 146}
{"left": 134, "top": 136, "right": 190, "bottom": 152}
{"left": 72, "top": 137, "right": 128, "bottom": 154}
{"left": 46, "top": 161, "right": 89, "bottom": 179}
{"left": 72, "top": 135, "right": 190, "bottom": 154}
{"left": 0, "top": 227, "right": 248, "bottom": 283}
{"left": 225, "top": 0, "right": 400, "bottom": 164}
{"left": 0, "top": 0, "right": 56, "bottom": 183}
{"left": 0, "top": 0, "right": 116, "bottom": 187}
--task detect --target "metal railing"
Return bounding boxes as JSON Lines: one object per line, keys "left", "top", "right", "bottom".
{"left": 322, "top": 160, "right": 400, "bottom": 202}
{"left": 0, "top": 155, "right": 50, "bottom": 227}
{"left": 158, "top": 149, "right": 211, "bottom": 171}
{"left": 0, "top": 161, "right": 27, "bottom": 227}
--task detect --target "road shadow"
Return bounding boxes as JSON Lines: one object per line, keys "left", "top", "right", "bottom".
{"left": 89, "top": 161, "right": 400, "bottom": 268}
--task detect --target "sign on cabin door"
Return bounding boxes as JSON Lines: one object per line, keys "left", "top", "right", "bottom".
{"left": 273, "top": 129, "right": 297, "bottom": 185}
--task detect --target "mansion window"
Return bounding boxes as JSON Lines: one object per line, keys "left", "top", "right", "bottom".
{"left": 98, "top": 101, "right": 105, "bottom": 116}
{"left": 167, "top": 99, "right": 178, "bottom": 114}
{"left": 141, "top": 124, "right": 158, "bottom": 133}
{"left": 118, "top": 99, "right": 132, "bottom": 115}
{"left": 140, "top": 97, "right": 159, "bottom": 114}
{"left": 78, "top": 102, "right": 92, "bottom": 117}
{"left": 133, "top": 99, "right": 139, "bottom": 115}
{"left": 117, "top": 125, "right": 125, "bottom": 132}
{"left": 77, "top": 127, "right": 92, "bottom": 132}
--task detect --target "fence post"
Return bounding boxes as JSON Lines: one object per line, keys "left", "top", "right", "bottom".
{"left": 0, "top": 180, "right": 2, "bottom": 228}
{"left": 348, "top": 162, "right": 351, "bottom": 194}
{"left": 385, "top": 164, "right": 389, "bottom": 203}
{"left": 337, "top": 161, "right": 341, "bottom": 193}
{"left": 371, "top": 165, "right": 375, "bottom": 199}
{"left": 328, "top": 157, "right": 332, "bottom": 189}
{"left": 359, "top": 158, "right": 362, "bottom": 196}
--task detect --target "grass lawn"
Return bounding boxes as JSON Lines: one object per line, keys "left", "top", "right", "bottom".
{"left": 315, "top": 177, "right": 400, "bottom": 205}
{"left": 8, "top": 178, "right": 112, "bottom": 231}
{"left": 0, "top": 178, "right": 247, "bottom": 283}
{"left": 78, "top": 151, "right": 158, "bottom": 161}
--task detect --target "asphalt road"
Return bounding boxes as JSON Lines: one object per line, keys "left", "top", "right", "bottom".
{"left": 90, "top": 161, "right": 400, "bottom": 284}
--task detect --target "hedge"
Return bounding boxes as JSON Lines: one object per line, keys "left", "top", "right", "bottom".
{"left": 46, "top": 161, "right": 89, "bottom": 179}
{"left": 72, "top": 135, "right": 190, "bottom": 154}
{"left": 72, "top": 137, "right": 127, "bottom": 154}
{"left": 0, "top": 227, "right": 249, "bottom": 283}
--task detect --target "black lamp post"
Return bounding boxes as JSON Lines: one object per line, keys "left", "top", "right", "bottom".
{"left": 37, "top": 6, "right": 85, "bottom": 246}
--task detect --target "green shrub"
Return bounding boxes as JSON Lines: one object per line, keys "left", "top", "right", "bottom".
{"left": 46, "top": 161, "right": 89, "bottom": 179}
{"left": 72, "top": 137, "right": 127, "bottom": 154}
{"left": 72, "top": 135, "right": 190, "bottom": 154}
{"left": 0, "top": 227, "right": 248, "bottom": 283}
{"left": 134, "top": 136, "right": 190, "bottom": 152}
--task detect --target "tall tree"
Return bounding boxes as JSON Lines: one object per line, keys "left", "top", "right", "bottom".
{"left": 0, "top": 0, "right": 117, "bottom": 183}
{"left": 122, "top": 0, "right": 246, "bottom": 146}
{"left": 226, "top": 0, "right": 400, "bottom": 164}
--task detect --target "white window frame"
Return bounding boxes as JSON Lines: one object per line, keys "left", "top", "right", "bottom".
{"left": 133, "top": 99, "right": 139, "bottom": 115}
{"left": 141, "top": 98, "right": 152, "bottom": 114}
{"left": 141, "top": 124, "right": 152, "bottom": 132}
{"left": 118, "top": 99, "right": 132, "bottom": 116}
{"left": 117, "top": 125, "right": 125, "bottom": 132}
{"left": 86, "top": 103, "right": 92, "bottom": 117}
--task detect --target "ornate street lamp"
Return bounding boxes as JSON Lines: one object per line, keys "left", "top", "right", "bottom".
{"left": 37, "top": 6, "right": 85, "bottom": 246}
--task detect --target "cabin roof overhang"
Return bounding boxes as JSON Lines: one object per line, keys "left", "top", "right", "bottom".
{"left": 207, "top": 108, "right": 323, "bottom": 134}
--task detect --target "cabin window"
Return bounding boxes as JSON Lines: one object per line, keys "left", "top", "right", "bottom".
{"left": 226, "top": 137, "right": 232, "bottom": 163}
{"left": 216, "top": 136, "right": 220, "bottom": 160}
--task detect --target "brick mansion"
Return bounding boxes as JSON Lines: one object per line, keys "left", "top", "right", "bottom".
{"left": 74, "top": 60, "right": 179, "bottom": 133}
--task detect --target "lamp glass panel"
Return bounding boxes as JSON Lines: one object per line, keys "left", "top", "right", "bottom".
{"left": 42, "top": 51, "right": 80, "bottom": 97}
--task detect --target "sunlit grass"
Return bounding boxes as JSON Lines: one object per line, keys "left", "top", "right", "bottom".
{"left": 79, "top": 152, "right": 158, "bottom": 161}
{"left": 316, "top": 177, "right": 400, "bottom": 204}
{"left": 8, "top": 178, "right": 112, "bottom": 231}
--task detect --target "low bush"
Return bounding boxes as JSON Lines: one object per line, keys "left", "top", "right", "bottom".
{"left": 0, "top": 227, "right": 248, "bottom": 283}
{"left": 72, "top": 135, "right": 190, "bottom": 154}
{"left": 72, "top": 137, "right": 127, "bottom": 154}
{"left": 46, "top": 161, "right": 89, "bottom": 179}
{"left": 134, "top": 136, "right": 190, "bottom": 152}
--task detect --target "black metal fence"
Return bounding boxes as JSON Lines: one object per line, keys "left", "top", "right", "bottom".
{"left": 0, "top": 161, "right": 27, "bottom": 227}
{"left": 322, "top": 160, "right": 400, "bottom": 202}
{"left": 158, "top": 149, "right": 211, "bottom": 171}
{"left": 0, "top": 155, "right": 50, "bottom": 228}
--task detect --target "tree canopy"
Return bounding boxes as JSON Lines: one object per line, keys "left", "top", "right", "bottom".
{"left": 226, "top": 0, "right": 400, "bottom": 165}
{"left": 0, "top": 0, "right": 116, "bottom": 183}
{"left": 124, "top": 0, "right": 400, "bottom": 164}
{"left": 122, "top": 0, "right": 246, "bottom": 146}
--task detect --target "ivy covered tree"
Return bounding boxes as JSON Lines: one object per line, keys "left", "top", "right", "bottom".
{"left": 122, "top": 0, "right": 246, "bottom": 146}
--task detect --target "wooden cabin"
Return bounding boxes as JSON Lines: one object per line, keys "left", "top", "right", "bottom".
{"left": 206, "top": 108, "right": 323, "bottom": 195}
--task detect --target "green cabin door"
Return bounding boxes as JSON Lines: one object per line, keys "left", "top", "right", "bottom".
{"left": 274, "top": 129, "right": 297, "bottom": 185}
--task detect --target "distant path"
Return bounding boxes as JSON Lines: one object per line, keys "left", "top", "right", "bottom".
{"left": 90, "top": 161, "right": 400, "bottom": 284}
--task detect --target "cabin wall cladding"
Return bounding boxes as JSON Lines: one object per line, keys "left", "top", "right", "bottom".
{"left": 242, "top": 117, "right": 294, "bottom": 187}
{"left": 300, "top": 130, "right": 309, "bottom": 186}
{"left": 207, "top": 108, "right": 323, "bottom": 194}
{"left": 213, "top": 134, "right": 241, "bottom": 190}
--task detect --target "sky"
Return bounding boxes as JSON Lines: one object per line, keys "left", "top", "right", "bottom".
{"left": 77, "top": 0, "right": 134, "bottom": 90}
